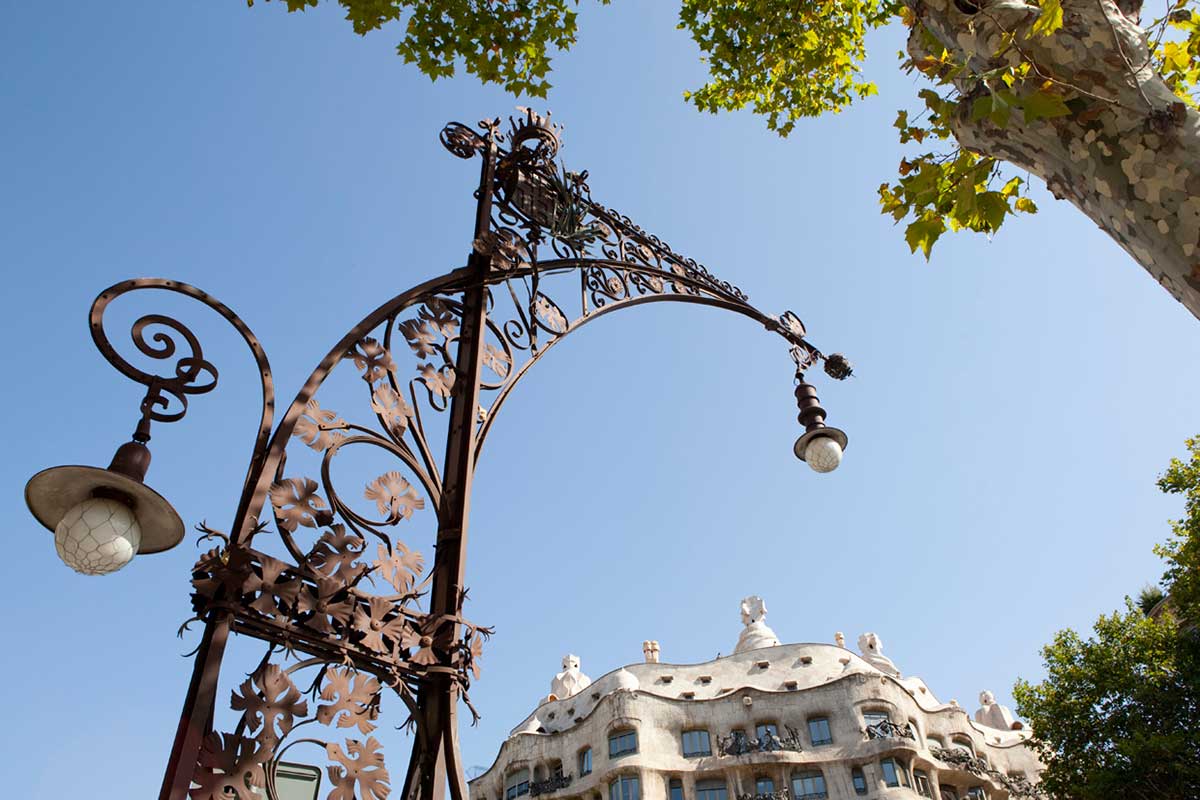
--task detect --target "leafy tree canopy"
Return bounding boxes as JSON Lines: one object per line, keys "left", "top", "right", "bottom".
{"left": 247, "top": 0, "right": 1200, "bottom": 261}
{"left": 1014, "top": 437, "right": 1200, "bottom": 799}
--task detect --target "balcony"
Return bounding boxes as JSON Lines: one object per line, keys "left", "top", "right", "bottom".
{"left": 864, "top": 720, "right": 917, "bottom": 741}
{"left": 716, "top": 728, "right": 803, "bottom": 756}
{"left": 529, "top": 774, "right": 573, "bottom": 797}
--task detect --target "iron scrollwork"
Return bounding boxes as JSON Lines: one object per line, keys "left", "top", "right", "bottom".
{"left": 74, "top": 109, "right": 850, "bottom": 800}
{"left": 529, "top": 774, "right": 572, "bottom": 797}
{"left": 864, "top": 720, "right": 917, "bottom": 741}
{"left": 930, "top": 747, "right": 1044, "bottom": 799}
{"left": 717, "top": 726, "right": 804, "bottom": 756}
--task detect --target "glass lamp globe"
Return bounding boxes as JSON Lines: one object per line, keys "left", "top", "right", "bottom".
{"left": 793, "top": 427, "right": 848, "bottom": 474}
{"left": 804, "top": 436, "right": 843, "bottom": 473}
{"left": 54, "top": 496, "right": 143, "bottom": 575}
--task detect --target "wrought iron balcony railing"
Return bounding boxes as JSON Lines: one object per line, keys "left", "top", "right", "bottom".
{"left": 529, "top": 774, "right": 573, "bottom": 797}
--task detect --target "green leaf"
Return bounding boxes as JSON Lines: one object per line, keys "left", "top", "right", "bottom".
{"left": 1022, "top": 89, "right": 1072, "bottom": 122}
{"left": 905, "top": 215, "right": 946, "bottom": 259}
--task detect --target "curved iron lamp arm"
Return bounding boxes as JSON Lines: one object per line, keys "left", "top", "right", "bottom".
{"left": 28, "top": 112, "right": 851, "bottom": 800}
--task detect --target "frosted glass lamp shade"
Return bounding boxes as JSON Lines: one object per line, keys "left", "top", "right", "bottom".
{"left": 54, "top": 497, "right": 142, "bottom": 575}
{"left": 804, "top": 436, "right": 843, "bottom": 473}
{"left": 793, "top": 427, "right": 848, "bottom": 474}
{"left": 25, "top": 464, "right": 184, "bottom": 565}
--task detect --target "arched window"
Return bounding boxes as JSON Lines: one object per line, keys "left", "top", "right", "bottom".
{"left": 791, "top": 770, "right": 827, "bottom": 800}
{"left": 952, "top": 736, "right": 974, "bottom": 755}
{"left": 681, "top": 729, "right": 711, "bottom": 757}
{"left": 807, "top": 717, "right": 833, "bottom": 747}
{"left": 608, "top": 776, "right": 640, "bottom": 800}
{"left": 578, "top": 747, "right": 592, "bottom": 776}
{"left": 927, "top": 735, "right": 944, "bottom": 750}
{"left": 879, "top": 758, "right": 910, "bottom": 788}
{"left": 505, "top": 769, "right": 530, "bottom": 800}
{"left": 914, "top": 769, "right": 933, "bottom": 798}
{"left": 696, "top": 779, "right": 728, "bottom": 800}
{"left": 608, "top": 729, "right": 638, "bottom": 759}
{"left": 940, "top": 789, "right": 960, "bottom": 800}
{"left": 850, "top": 767, "right": 868, "bottom": 796}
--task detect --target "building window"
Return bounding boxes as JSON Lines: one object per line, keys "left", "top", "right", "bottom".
{"left": 505, "top": 769, "right": 530, "bottom": 800}
{"left": 755, "top": 722, "right": 778, "bottom": 742}
{"left": 669, "top": 779, "right": 684, "bottom": 800}
{"left": 807, "top": 717, "right": 833, "bottom": 747}
{"left": 966, "top": 789, "right": 987, "bottom": 800}
{"left": 880, "top": 758, "right": 910, "bottom": 788}
{"left": 791, "top": 770, "right": 827, "bottom": 800}
{"left": 927, "top": 736, "right": 944, "bottom": 750}
{"left": 578, "top": 748, "right": 592, "bottom": 776}
{"left": 696, "top": 779, "right": 728, "bottom": 800}
{"left": 756, "top": 777, "right": 775, "bottom": 795}
{"left": 850, "top": 768, "right": 867, "bottom": 796}
{"left": 952, "top": 737, "right": 974, "bottom": 755}
{"left": 941, "top": 790, "right": 960, "bottom": 800}
{"left": 681, "top": 729, "right": 712, "bottom": 757}
{"left": 608, "top": 776, "right": 640, "bottom": 800}
{"left": 914, "top": 769, "right": 933, "bottom": 798}
{"left": 608, "top": 730, "right": 638, "bottom": 759}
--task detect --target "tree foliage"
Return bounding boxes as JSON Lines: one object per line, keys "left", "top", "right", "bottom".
{"left": 245, "top": 0, "right": 1200, "bottom": 314}
{"left": 1013, "top": 437, "right": 1200, "bottom": 799}
{"left": 247, "top": 0, "right": 607, "bottom": 97}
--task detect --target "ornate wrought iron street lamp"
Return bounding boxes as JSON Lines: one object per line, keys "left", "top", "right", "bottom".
{"left": 23, "top": 110, "right": 851, "bottom": 800}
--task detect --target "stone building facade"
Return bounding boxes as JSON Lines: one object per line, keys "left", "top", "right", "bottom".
{"left": 468, "top": 598, "right": 1041, "bottom": 800}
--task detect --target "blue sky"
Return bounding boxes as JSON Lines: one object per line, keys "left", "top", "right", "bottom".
{"left": 2, "top": 2, "right": 1199, "bottom": 796}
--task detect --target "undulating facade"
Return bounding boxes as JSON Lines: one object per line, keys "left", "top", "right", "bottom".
{"left": 468, "top": 598, "right": 1041, "bottom": 800}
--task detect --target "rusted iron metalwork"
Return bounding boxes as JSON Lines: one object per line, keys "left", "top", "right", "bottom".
{"left": 30, "top": 110, "right": 851, "bottom": 800}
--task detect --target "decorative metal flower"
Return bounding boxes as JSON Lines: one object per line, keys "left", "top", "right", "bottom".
{"left": 292, "top": 398, "right": 346, "bottom": 452}
{"left": 326, "top": 736, "right": 390, "bottom": 800}
{"left": 372, "top": 542, "right": 425, "bottom": 594}
{"left": 269, "top": 478, "right": 333, "bottom": 533}
{"left": 317, "top": 666, "right": 381, "bottom": 735}
{"left": 295, "top": 577, "right": 356, "bottom": 635}
{"left": 363, "top": 471, "right": 425, "bottom": 522}
{"left": 245, "top": 555, "right": 301, "bottom": 619}
{"left": 400, "top": 614, "right": 443, "bottom": 666}
{"left": 190, "top": 732, "right": 265, "bottom": 800}
{"left": 348, "top": 338, "right": 396, "bottom": 384}
{"left": 353, "top": 596, "right": 414, "bottom": 655}
{"left": 369, "top": 385, "right": 412, "bottom": 435}
{"left": 229, "top": 663, "right": 308, "bottom": 742}
{"left": 417, "top": 363, "right": 455, "bottom": 399}
{"left": 307, "top": 525, "right": 367, "bottom": 584}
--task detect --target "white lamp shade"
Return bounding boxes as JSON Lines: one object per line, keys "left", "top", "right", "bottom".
{"left": 54, "top": 497, "right": 142, "bottom": 575}
{"left": 804, "top": 436, "right": 843, "bottom": 473}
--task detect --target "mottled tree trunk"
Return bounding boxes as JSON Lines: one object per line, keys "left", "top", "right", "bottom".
{"left": 910, "top": 0, "right": 1200, "bottom": 320}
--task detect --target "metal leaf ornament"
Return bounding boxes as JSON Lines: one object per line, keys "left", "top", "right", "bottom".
{"left": 293, "top": 398, "right": 346, "bottom": 452}
{"left": 245, "top": 555, "right": 301, "bottom": 618}
{"left": 269, "top": 478, "right": 333, "bottom": 532}
{"left": 326, "top": 737, "right": 390, "bottom": 800}
{"left": 364, "top": 471, "right": 425, "bottom": 522}
{"left": 417, "top": 363, "right": 455, "bottom": 399}
{"left": 295, "top": 577, "right": 356, "bottom": 635}
{"left": 317, "top": 666, "right": 382, "bottom": 735}
{"left": 348, "top": 338, "right": 396, "bottom": 384}
{"left": 398, "top": 317, "right": 441, "bottom": 359}
{"left": 353, "top": 596, "right": 414, "bottom": 655}
{"left": 308, "top": 525, "right": 368, "bottom": 584}
{"left": 229, "top": 663, "right": 309, "bottom": 742}
{"left": 190, "top": 732, "right": 265, "bottom": 800}
{"left": 373, "top": 542, "right": 424, "bottom": 594}
{"left": 369, "top": 385, "right": 412, "bottom": 435}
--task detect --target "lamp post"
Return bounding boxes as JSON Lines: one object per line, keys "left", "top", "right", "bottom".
{"left": 24, "top": 110, "right": 851, "bottom": 800}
